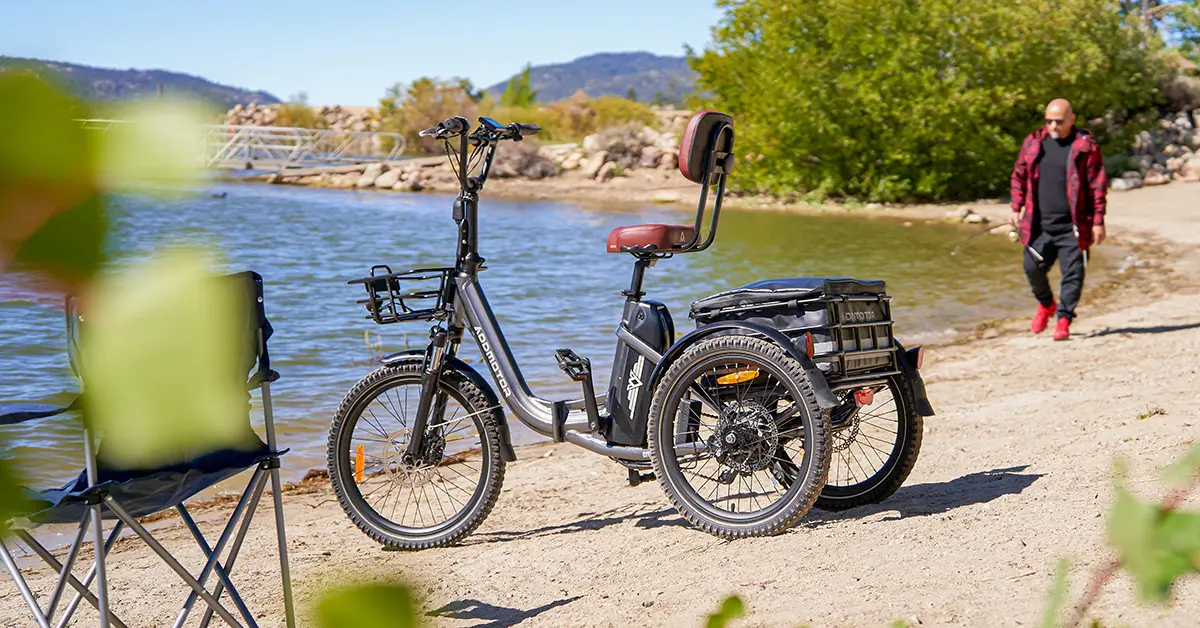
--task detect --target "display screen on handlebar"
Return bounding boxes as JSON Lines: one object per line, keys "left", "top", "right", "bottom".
{"left": 479, "top": 117, "right": 504, "bottom": 131}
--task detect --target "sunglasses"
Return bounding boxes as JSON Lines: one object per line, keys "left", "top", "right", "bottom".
{"left": 1045, "top": 119, "right": 1065, "bottom": 125}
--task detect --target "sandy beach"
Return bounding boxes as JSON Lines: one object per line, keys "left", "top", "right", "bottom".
{"left": 2, "top": 182, "right": 1198, "bottom": 627}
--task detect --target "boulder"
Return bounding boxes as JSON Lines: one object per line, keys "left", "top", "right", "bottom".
{"left": 1110, "top": 178, "right": 1136, "bottom": 191}
{"left": 659, "top": 152, "right": 677, "bottom": 169}
{"left": 965, "top": 213, "right": 989, "bottom": 224}
{"left": 1166, "top": 156, "right": 1185, "bottom": 174}
{"left": 1137, "top": 155, "right": 1155, "bottom": 172}
{"left": 374, "top": 168, "right": 402, "bottom": 189}
{"left": 1143, "top": 172, "right": 1170, "bottom": 186}
{"left": 363, "top": 163, "right": 385, "bottom": 179}
{"left": 561, "top": 153, "right": 583, "bottom": 170}
{"left": 596, "top": 161, "right": 617, "bottom": 182}
{"left": 355, "top": 174, "right": 377, "bottom": 188}
{"left": 954, "top": 206, "right": 973, "bottom": 219}
{"left": 639, "top": 145, "right": 664, "bottom": 169}
{"left": 581, "top": 150, "right": 608, "bottom": 178}
{"left": 582, "top": 134, "right": 602, "bottom": 153}
{"left": 1163, "top": 144, "right": 1181, "bottom": 157}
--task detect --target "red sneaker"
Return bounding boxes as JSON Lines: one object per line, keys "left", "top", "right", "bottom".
{"left": 1053, "top": 317, "right": 1070, "bottom": 341}
{"left": 1031, "top": 301, "right": 1056, "bottom": 333}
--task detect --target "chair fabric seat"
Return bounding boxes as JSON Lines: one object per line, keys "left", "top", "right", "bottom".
{"left": 24, "top": 440, "right": 278, "bottom": 524}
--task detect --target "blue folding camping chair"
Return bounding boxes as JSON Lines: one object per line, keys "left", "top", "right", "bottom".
{"left": 0, "top": 271, "right": 295, "bottom": 628}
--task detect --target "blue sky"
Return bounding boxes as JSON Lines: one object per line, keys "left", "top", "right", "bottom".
{"left": 1, "top": 1, "right": 724, "bottom": 105}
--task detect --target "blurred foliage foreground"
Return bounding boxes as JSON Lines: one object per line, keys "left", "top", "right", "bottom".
{"left": 1, "top": 72, "right": 1198, "bottom": 626}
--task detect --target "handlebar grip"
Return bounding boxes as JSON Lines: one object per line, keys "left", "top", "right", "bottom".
{"left": 441, "top": 117, "right": 467, "bottom": 134}
{"left": 514, "top": 123, "right": 541, "bottom": 136}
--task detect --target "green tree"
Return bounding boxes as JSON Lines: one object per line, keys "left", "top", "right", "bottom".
{"left": 626, "top": 87, "right": 638, "bottom": 102}
{"left": 691, "top": 0, "right": 1164, "bottom": 201}
{"left": 379, "top": 77, "right": 479, "bottom": 154}
{"left": 500, "top": 63, "right": 538, "bottom": 107}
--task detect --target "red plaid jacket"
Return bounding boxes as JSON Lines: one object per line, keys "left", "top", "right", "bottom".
{"left": 1010, "top": 127, "right": 1107, "bottom": 251}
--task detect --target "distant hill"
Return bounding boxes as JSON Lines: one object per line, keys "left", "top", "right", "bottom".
{"left": 0, "top": 56, "right": 279, "bottom": 109}
{"left": 484, "top": 52, "right": 696, "bottom": 103}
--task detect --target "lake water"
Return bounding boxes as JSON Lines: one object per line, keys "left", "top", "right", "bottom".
{"left": 0, "top": 182, "right": 1114, "bottom": 485}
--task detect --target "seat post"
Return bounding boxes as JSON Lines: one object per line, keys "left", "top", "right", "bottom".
{"left": 623, "top": 256, "right": 652, "bottom": 302}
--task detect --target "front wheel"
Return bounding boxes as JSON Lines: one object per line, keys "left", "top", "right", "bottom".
{"left": 647, "top": 335, "right": 831, "bottom": 539}
{"left": 327, "top": 361, "right": 505, "bottom": 550}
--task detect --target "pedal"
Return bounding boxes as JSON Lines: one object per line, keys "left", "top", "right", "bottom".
{"left": 554, "top": 348, "right": 590, "bottom": 382}
{"left": 627, "top": 468, "right": 656, "bottom": 487}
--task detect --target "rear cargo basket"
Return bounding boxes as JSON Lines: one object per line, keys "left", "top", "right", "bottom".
{"left": 690, "top": 278, "right": 900, "bottom": 386}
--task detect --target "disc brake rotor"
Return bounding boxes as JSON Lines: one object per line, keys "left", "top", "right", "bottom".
{"left": 708, "top": 400, "right": 779, "bottom": 473}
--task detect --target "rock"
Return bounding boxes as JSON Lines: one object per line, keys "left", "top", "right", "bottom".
{"left": 954, "top": 206, "right": 973, "bottom": 219}
{"left": 582, "top": 134, "right": 601, "bottom": 153}
{"left": 659, "top": 152, "right": 677, "bottom": 169}
{"left": 581, "top": 150, "right": 608, "bottom": 178}
{"left": 965, "top": 213, "right": 989, "bottom": 224}
{"left": 639, "top": 145, "right": 664, "bottom": 169}
{"left": 363, "top": 163, "right": 385, "bottom": 179}
{"left": 331, "top": 173, "right": 359, "bottom": 189}
{"left": 989, "top": 224, "right": 1014, "bottom": 235}
{"left": 596, "top": 161, "right": 617, "bottom": 182}
{"left": 1153, "top": 152, "right": 1170, "bottom": 166}
{"left": 866, "top": 202, "right": 882, "bottom": 210}
{"left": 652, "top": 191, "right": 681, "bottom": 203}
{"left": 1143, "top": 172, "right": 1170, "bottom": 186}
{"left": 1137, "top": 155, "right": 1154, "bottom": 172}
{"left": 1149, "top": 162, "right": 1167, "bottom": 175}
{"left": 561, "top": 152, "right": 583, "bottom": 170}
{"left": 355, "top": 174, "right": 376, "bottom": 188}
{"left": 1110, "top": 178, "right": 1136, "bottom": 191}
{"left": 1122, "top": 171, "right": 1143, "bottom": 180}
{"left": 374, "top": 168, "right": 402, "bottom": 188}
{"left": 1163, "top": 144, "right": 1181, "bottom": 157}
{"left": 1166, "top": 157, "right": 1185, "bottom": 173}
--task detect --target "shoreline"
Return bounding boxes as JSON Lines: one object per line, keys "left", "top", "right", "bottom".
{"left": 4, "top": 183, "right": 1198, "bottom": 627}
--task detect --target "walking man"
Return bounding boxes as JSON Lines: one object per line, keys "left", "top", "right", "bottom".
{"left": 1009, "top": 98, "right": 1108, "bottom": 341}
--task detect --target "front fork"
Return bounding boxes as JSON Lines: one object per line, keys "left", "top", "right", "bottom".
{"left": 403, "top": 326, "right": 453, "bottom": 462}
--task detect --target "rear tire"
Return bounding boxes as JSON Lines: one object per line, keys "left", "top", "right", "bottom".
{"left": 647, "top": 335, "right": 831, "bottom": 539}
{"left": 815, "top": 374, "right": 922, "bottom": 511}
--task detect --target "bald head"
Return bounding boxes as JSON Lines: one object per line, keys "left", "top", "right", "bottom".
{"left": 1044, "top": 99, "right": 1076, "bottom": 139}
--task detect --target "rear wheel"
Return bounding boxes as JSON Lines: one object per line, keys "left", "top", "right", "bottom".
{"left": 815, "top": 375, "right": 922, "bottom": 510}
{"left": 327, "top": 362, "right": 505, "bottom": 550}
{"left": 647, "top": 335, "right": 831, "bottom": 539}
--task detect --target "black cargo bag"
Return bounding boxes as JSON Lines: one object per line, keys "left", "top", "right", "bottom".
{"left": 689, "top": 277, "right": 898, "bottom": 380}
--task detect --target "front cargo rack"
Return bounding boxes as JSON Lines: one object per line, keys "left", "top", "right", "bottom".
{"left": 348, "top": 265, "right": 454, "bottom": 325}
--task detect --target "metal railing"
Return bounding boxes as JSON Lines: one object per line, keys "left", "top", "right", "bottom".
{"left": 76, "top": 119, "right": 408, "bottom": 169}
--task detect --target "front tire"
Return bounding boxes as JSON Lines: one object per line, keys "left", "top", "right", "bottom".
{"left": 647, "top": 335, "right": 831, "bottom": 539}
{"left": 327, "top": 362, "right": 505, "bottom": 550}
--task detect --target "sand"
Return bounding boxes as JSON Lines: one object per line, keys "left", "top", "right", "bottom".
{"left": 2, "top": 182, "right": 1198, "bottom": 628}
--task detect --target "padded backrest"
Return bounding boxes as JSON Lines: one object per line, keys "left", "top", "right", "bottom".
{"left": 678, "top": 110, "right": 734, "bottom": 183}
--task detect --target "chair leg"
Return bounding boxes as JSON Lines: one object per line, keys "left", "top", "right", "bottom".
{"left": 83, "top": 429, "right": 111, "bottom": 628}
{"left": 0, "top": 535, "right": 53, "bottom": 628}
{"left": 53, "top": 521, "right": 126, "bottom": 628}
{"left": 47, "top": 516, "right": 90, "bottom": 620}
{"left": 261, "top": 380, "right": 296, "bottom": 628}
{"left": 198, "top": 472, "right": 267, "bottom": 628}
{"left": 172, "top": 470, "right": 265, "bottom": 628}
{"left": 12, "top": 527, "right": 130, "bottom": 628}
{"left": 102, "top": 496, "right": 245, "bottom": 628}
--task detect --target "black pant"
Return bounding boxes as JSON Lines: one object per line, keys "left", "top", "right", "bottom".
{"left": 1023, "top": 229, "right": 1086, "bottom": 321}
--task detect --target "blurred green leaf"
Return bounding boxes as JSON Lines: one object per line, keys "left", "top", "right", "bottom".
{"left": 1108, "top": 481, "right": 1200, "bottom": 602}
{"left": 1163, "top": 444, "right": 1200, "bottom": 487}
{"left": 706, "top": 595, "right": 745, "bottom": 628}
{"left": 314, "top": 583, "right": 418, "bottom": 628}
{"left": 12, "top": 194, "right": 108, "bottom": 284}
{"left": 80, "top": 248, "right": 254, "bottom": 469}
{"left": 1041, "top": 559, "right": 1071, "bottom": 628}
{"left": 0, "top": 73, "right": 95, "bottom": 184}
{"left": 96, "top": 102, "right": 205, "bottom": 193}
{"left": 0, "top": 457, "right": 31, "bottom": 534}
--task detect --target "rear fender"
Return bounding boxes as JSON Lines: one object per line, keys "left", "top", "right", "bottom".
{"left": 894, "top": 342, "right": 934, "bottom": 416}
{"left": 649, "top": 321, "right": 840, "bottom": 409}
{"left": 381, "top": 349, "right": 518, "bottom": 461}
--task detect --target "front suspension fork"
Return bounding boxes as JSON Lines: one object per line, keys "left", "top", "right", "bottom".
{"left": 404, "top": 326, "right": 451, "bottom": 461}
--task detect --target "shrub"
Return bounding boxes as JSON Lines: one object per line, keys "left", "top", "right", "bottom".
{"left": 379, "top": 78, "right": 478, "bottom": 154}
{"left": 691, "top": 0, "right": 1165, "bottom": 201}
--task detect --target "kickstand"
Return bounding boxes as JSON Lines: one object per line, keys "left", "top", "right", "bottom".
{"left": 627, "top": 468, "right": 655, "bottom": 487}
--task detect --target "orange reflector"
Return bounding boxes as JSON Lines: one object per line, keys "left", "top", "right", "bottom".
{"left": 854, "top": 388, "right": 875, "bottom": 405}
{"left": 915, "top": 346, "right": 925, "bottom": 370}
{"left": 355, "top": 444, "right": 364, "bottom": 483}
{"left": 804, "top": 332, "right": 815, "bottom": 358}
{"left": 717, "top": 369, "right": 760, "bottom": 385}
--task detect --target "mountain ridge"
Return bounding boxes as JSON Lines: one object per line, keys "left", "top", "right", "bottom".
{"left": 0, "top": 56, "right": 280, "bottom": 109}
{"left": 484, "top": 51, "right": 696, "bottom": 103}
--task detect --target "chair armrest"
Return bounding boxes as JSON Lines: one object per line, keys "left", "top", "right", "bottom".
{"left": 0, "top": 399, "right": 80, "bottom": 426}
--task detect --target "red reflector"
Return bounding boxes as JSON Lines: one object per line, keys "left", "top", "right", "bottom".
{"left": 804, "top": 332, "right": 815, "bottom": 358}
{"left": 915, "top": 346, "right": 924, "bottom": 370}
{"left": 854, "top": 388, "right": 874, "bottom": 405}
